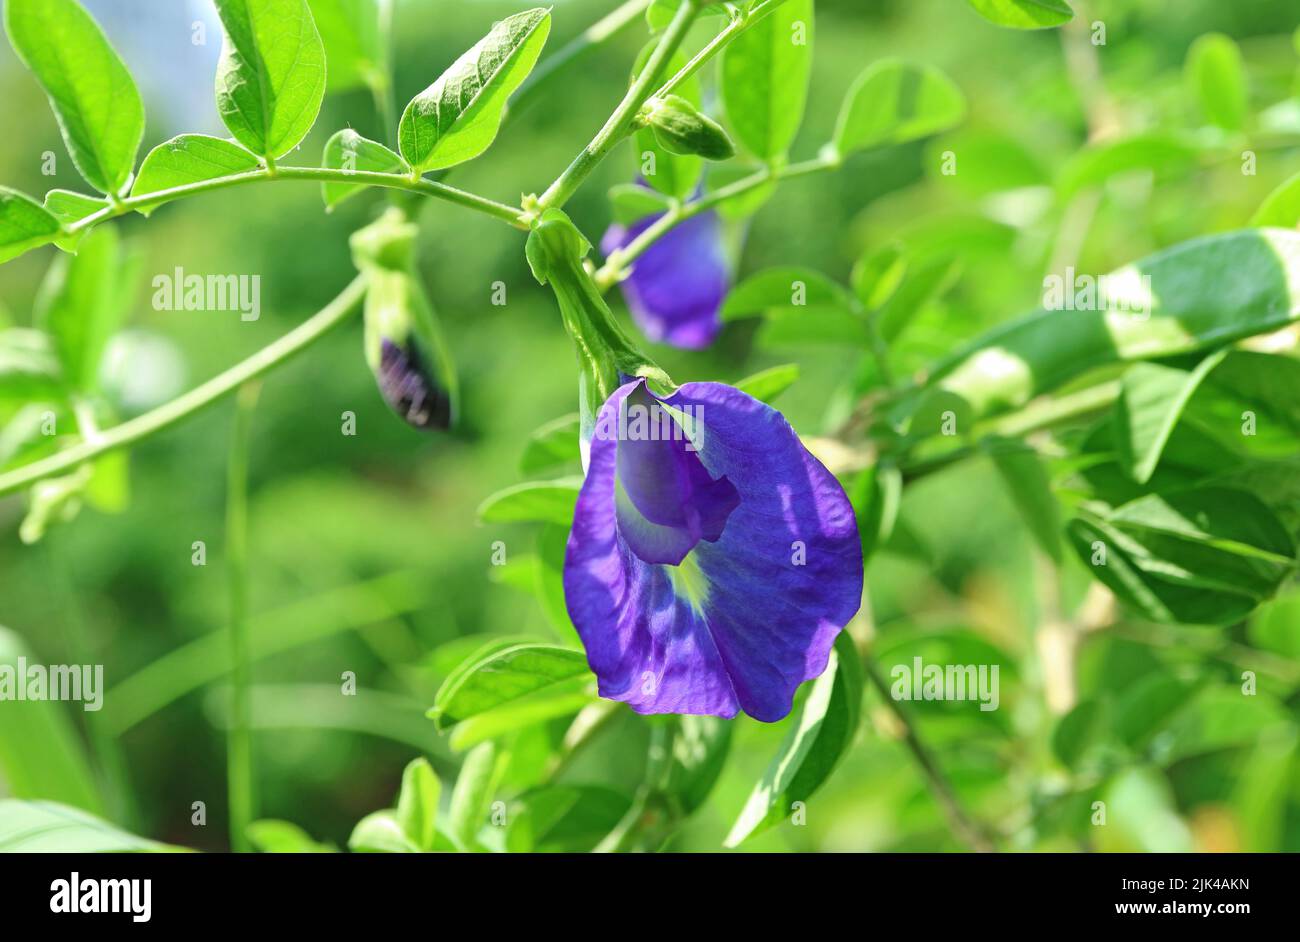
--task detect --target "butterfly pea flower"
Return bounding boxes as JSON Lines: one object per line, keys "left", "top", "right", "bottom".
{"left": 601, "top": 194, "right": 730, "bottom": 351}
{"left": 528, "top": 209, "right": 863, "bottom": 722}
{"left": 351, "top": 210, "right": 457, "bottom": 430}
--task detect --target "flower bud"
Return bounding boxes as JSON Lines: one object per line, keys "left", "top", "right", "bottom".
{"left": 351, "top": 211, "right": 457, "bottom": 431}
{"left": 642, "top": 95, "right": 735, "bottom": 161}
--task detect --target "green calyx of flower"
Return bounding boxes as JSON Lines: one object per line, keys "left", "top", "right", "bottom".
{"left": 526, "top": 208, "right": 671, "bottom": 403}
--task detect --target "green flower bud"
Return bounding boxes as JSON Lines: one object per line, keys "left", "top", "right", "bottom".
{"left": 642, "top": 95, "right": 736, "bottom": 161}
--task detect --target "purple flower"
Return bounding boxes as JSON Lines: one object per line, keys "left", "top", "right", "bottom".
{"left": 564, "top": 378, "right": 863, "bottom": 722}
{"left": 601, "top": 210, "right": 729, "bottom": 350}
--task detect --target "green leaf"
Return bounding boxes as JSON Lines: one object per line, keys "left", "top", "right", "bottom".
{"left": 0, "top": 799, "right": 179, "bottom": 852}
{"left": 447, "top": 683, "right": 592, "bottom": 752}
{"left": 831, "top": 59, "right": 967, "bottom": 158}
{"left": 1051, "top": 699, "right": 1111, "bottom": 771}
{"left": 320, "top": 129, "right": 406, "bottom": 208}
{"left": 924, "top": 229, "right": 1300, "bottom": 419}
{"left": 848, "top": 463, "right": 902, "bottom": 564}
{"left": 1096, "top": 767, "right": 1192, "bottom": 852}
{"left": 875, "top": 252, "right": 961, "bottom": 343}
{"left": 41, "top": 189, "right": 107, "bottom": 250}
{"left": 984, "top": 437, "right": 1062, "bottom": 561}
{"left": 532, "top": 524, "right": 581, "bottom": 644}
{"left": 430, "top": 643, "right": 593, "bottom": 731}
{"left": 0, "top": 627, "right": 103, "bottom": 814}
{"left": 307, "top": 0, "right": 384, "bottom": 92}
{"left": 477, "top": 477, "right": 581, "bottom": 525}
{"left": 1057, "top": 133, "right": 1201, "bottom": 198}
{"left": 1068, "top": 487, "right": 1296, "bottom": 624}
{"left": 213, "top": 0, "right": 328, "bottom": 159}
{"left": 130, "top": 135, "right": 262, "bottom": 210}
{"left": 247, "top": 819, "right": 336, "bottom": 852}
{"left": 4, "top": 0, "right": 145, "bottom": 195}
{"left": 663, "top": 715, "right": 733, "bottom": 817}
{"left": 520, "top": 413, "right": 581, "bottom": 475}
{"left": 446, "top": 742, "right": 504, "bottom": 851}
{"left": 725, "top": 633, "right": 862, "bottom": 846}
{"left": 398, "top": 8, "right": 551, "bottom": 173}
{"left": 1113, "top": 350, "right": 1227, "bottom": 484}
{"left": 1159, "top": 687, "right": 1291, "bottom": 763}
{"left": 0, "top": 187, "right": 62, "bottom": 264}
{"left": 507, "top": 785, "right": 632, "bottom": 852}
{"left": 851, "top": 243, "right": 908, "bottom": 312}
{"left": 608, "top": 184, "right": 673, "bottom": 226}
{"left": 734, "top": 363, "right": 800, "bottom": 404}
{"left": 348, "top": 810, "right": 420, "bottom": 852}
{"left": 965, "top": 0, "right": 1074, "bottom": 29}
{"left": 33, "top": 224, "right": 123, "bottom": 392}
{"left": 720, "top": 0, "right": 814, "bottom": 161}
{"left": 722, "top": 266, "right": 855, "bottom": 321}
{"left": 1186, "top": 33, "right": 1248, "bottom": 132}
{"left": 1251, "top": 169, "right": 1300, "bottom": 227}
{"left": 394, "top": 757, "right": 441, "bottom": 852}
{"left": 0, "top": 329, "right": 63, "bottom": 402}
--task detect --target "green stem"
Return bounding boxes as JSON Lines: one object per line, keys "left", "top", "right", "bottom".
{"left": 899, "top": 381, "right": 1120, "bottom": 483}
{"left": 225, "top": 381, "right": 260, "bottom": 853}
{"left": 594, "top": 156, "right": 835, "bottom": 290}
{"left": 538, "top": 0, "right": 701, "bottom": 210}
{"left": 862, "top": 656, "right": 997, "bottom": 853}
{"left": 0, "top": 275, "right": 368, "bottom": 499}
{"left": 656, "top": 0, "right": 791, "bottom": 98}
{"left": 66, "top": 168, "right": 527, "bottom": 236}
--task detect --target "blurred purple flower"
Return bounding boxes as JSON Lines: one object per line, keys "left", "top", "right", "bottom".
{"left": 564, "top": 378, "right": 862, "bottom": 722}
{"left": 602, "top": 207, "right": 730, "bottom": 350}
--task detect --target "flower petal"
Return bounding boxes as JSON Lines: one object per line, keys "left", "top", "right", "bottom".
{"left": 602, "top": 209, "right": 729, "bottom": 350}
{"left": 565, "top": 379, "right": 863, "bottom": 722}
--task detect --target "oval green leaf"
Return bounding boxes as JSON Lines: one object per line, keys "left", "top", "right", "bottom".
{"left": 213, "top": 0, "right": 328, "bottom": 159}
{"left": 398, "top": 8, "right": 551, "bottom": 174}
{"left": 831, "top": 59, "right": 967, "bottom": 159}
{"left": 430, "top": 642, "right": 592, "bottom": 731}
{"left": 721, "top": 0, "right": 814, "bottom": 161}
{"left": 320, "top": 129, "right": 407, "bottom": 208}
{"left": 4, "top": 0, "right": 145, "bottom": 195}
{"left": 131, "top": 135, "right": 262, "bottom": 211}
{"left": 0, "top": 187, "right": 61, "bottom": 264}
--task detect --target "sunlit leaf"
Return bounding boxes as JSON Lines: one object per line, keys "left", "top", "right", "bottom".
{"left": 398, "top": 8, "right": 551, "bottom": 173}
{"left": 965, "top": 0, "right": 1074, "bottom": 29}
{"left": 831, "top": 59, "right": 966, "bottom": 158}
{"left": 131, "top": 135, "right": 261, "bottom": 210}
{"left": 4, "top": 0, "right": 145, "bottom": 195}
{"left": 721, "top": 0, "right": 814, "bottom": 161}
{"left": 213, "top": 0, "right": 328, "bottom": 158}
{"left": 725, "top": 633, "right": 862, "bottom": 846}
{"left": 1185, "top": 33, "right": 1248, "bottom": 132}
{"left": 320, "top": 129, "right": 406, "bottom": 208}
{"left": 0, "top": 187, "right": 62, "bottom": 264}
{"left": 477, "top": 478, "right": 581, "bottom": 525}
